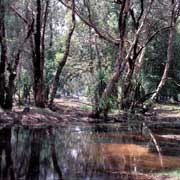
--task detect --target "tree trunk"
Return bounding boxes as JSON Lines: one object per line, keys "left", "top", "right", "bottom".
{"left": 0, "top": 0, "right": 7, "bottom": 108}
{"left": 133, "top": 47, "right": 146, "bottom": 77}
{"left": 4, "top": 73, "right": 16, "bottom": 109}
{"left": 49, "top": 0, "right": 75, "bottom": 105}
{"left": 151, "top": 2, "right": 177, "bottom": 100}
{"left": 33, "top": 0, "right": 45, "bottom": 108}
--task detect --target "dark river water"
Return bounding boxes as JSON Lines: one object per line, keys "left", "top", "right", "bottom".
{"left": 0, "top": 123, "right": 180, "bottom": 180}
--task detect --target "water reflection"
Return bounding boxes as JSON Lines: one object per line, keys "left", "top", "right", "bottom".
{"left": 26, "top": 129, "right": 43, "bottom": 180}
{"left": 0, "top": 127, "right": 15, "bottom": 180}
{"left": 0, "top": 124, "right": 179, "bottom": 180}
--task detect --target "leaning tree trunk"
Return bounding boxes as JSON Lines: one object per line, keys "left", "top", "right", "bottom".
{"left": 93, "top": 0, "right": 153, "bottom": 117}
{"left": 90, "top": 0, "right": 129, "bottom": 117}
{"left": 49, "top": 0, "right": 75, "bottom": 105}
{"left": 0, "top": 0, "right": 7, "bottom": 108}
{"left": 151, "top": 2, "right": 177, "bottom": 100}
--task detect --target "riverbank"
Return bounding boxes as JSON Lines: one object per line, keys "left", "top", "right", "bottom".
{"left": 1, "top": 97, "right": 180, "bottom": 127}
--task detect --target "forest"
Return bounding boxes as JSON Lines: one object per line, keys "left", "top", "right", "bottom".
{"left": 0, "top": 0, "right": 180, "bottom": 180}
{"left": 1, "top": 0, "right": 180, "bottom": 114}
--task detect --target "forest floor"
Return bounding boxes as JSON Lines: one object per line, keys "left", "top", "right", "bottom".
{"left": 0, "top": 97, "right": 180, "bottom": 127}
{"left": 0, "top": 97, "right": 90, "bottom": 126}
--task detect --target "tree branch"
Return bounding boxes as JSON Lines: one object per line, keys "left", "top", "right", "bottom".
{"left": 10, "top": 6, "right": 29, "bottom": 25}
{"left": 136, "top": 26, "right": 171, "bottom": 57}
{"left": 58, "top": 0, "right": 118, "bottom": 45}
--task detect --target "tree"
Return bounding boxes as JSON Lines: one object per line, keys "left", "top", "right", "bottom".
{"left": 49, "top": 0, "right": 76, "bottom": 105}
{"left": 0, "top": 0, "right": 7, "bottom": 108}
{"left": 32, "top": 0, "right": 49, "bottom": 108}
{"left": 0, "top": 0, "right": 33, "bottom": 109}
{"left": 151, "top": 0, "right": 180, "bottom": 100}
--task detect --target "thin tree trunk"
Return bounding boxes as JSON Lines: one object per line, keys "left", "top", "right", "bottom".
{"left": 41, "top": 0, "right": 49, "bottom": 67}
{"left": 49, "top": 0, "right": 75, "bottom": 105}
{"left": 151, "top": 2, "right": 177, "bottom": 100}
{"left": 133, "top": 47, "right": 146, "bottom": 77}
{"left": 0, "top": 0, "right": 7, "bottom": 108}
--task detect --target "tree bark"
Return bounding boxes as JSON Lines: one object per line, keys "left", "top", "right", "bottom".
{"left": 4, "top": 73, "right": 16, "bottom": 109}
{"left": 133, "top": 47, "right": 146, "bottom": 77}
{"left": 33, "top": 0, "right": 45, "bottom": 108}
{"left": 49, "top": 0, "right": 75, "bottom": 105}
{"left": 151, "top": 1, "right": 178, "bottom": 100}
{"left": 0, "top": 0, "right": 7, "bottom": 108}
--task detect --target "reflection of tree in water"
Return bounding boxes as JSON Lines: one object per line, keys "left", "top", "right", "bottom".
{"left": 12, "top": 127, "right": 31, "bottom": 179}
{"left": 26, "top": 129, "right": 43, "bottom": 180}
{"left": 11, "top": 127, "right": 52, "bottom": 180}
{"left": 47, "top": 128, "right": 63, "bottom": 180}
{"left": 0, "top": 127, "right": 15, "bottom": 179}
{"left": 52, "top": 126, "right": 105, "bottom": 179}
{"left": 8, "top": 127, "right": 64, "bottom": 180}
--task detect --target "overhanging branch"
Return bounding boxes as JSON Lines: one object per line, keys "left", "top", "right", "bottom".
{"left": 58, "top": 0, "right": 118, "bottom": 45}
